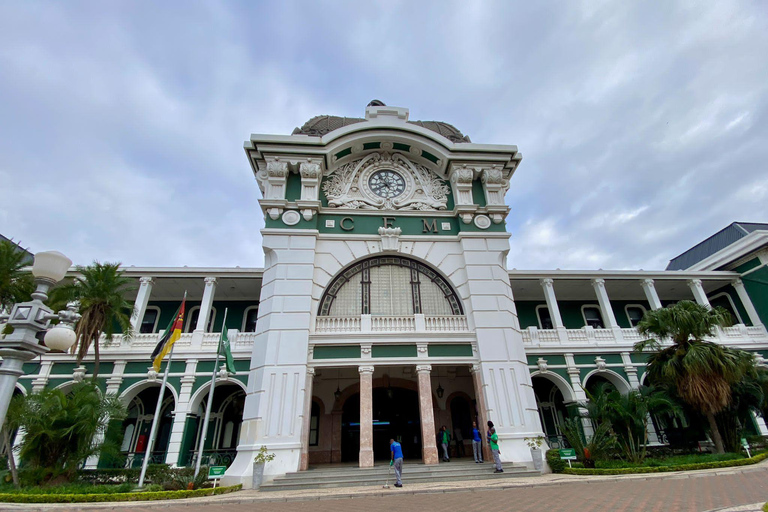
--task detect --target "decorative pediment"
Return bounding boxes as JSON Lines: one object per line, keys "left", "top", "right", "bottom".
{"left": 322, "top": 152, "right": 450, "bottom": 211}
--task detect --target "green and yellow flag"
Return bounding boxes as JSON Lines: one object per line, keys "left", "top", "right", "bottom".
{"left": 151, "top": 297, "right": 186, "bottom": 372}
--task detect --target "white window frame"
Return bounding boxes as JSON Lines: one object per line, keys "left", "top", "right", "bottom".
{"left": 241, "top": 305, "right": 259, "bottom": 332}
{"left": 708, "top": 292, "right": 744, "bottom": 324}
{"left": 185, "top": 306, "right": 217, "bottom": 333}
{"left": 624, "top": 304, "right": 647, "bottom": 328}
{"left": 535, "top": 305, "right": 553, "bottom": 329}
{"left": 581, "top": 305, "right": 604, "bottom": 328}
{"left": 139, "top": 306, "right": 161, "bottom": 334}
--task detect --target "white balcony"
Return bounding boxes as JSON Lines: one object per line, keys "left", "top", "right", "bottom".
{"left": 97, "top": 330, "right": 254, "bottom": 352}
{"left": 522, "top": 323, "right": 768, "bottom": 347}
{"left": 315, "top": 314, "right": 469, "bottom": 334}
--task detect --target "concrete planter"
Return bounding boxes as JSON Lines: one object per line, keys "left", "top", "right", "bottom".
{"left": 530, "top": 447, "right": 543, "bottom": 471}
{"left": 252, "top": 462, "right": 265, "bottom": 489}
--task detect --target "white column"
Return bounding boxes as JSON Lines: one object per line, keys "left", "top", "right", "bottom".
{"left": 687, "top": 279, "right": 711, "bottom": 308}
{"left": 591, "top": 279, "right": 619, "bottom": 329}
{"left": 621, "top": 353, "right": 640, "bottom": 388}
{"left": 733, "top": 279, "right": 762, "bottom": 326}
{"left": 640, "top": 279, "right": 663, "bottom": 311}
{"left": 84, "top": 363, "right": 125, "bottom": 469}
{"left": 196, "top": 277, "right": 217, "bottom": 332}
{"left": 564, "top": 353, "right": 593, "bottom": 438}
{"left": 165, "top": 359, "right": 197, "bottom": 466}
{"left": 130, "top": 277, "right": 154, "bottom": 331}
{"left": 540, "top": 278, "right": 564, "bottom": 329}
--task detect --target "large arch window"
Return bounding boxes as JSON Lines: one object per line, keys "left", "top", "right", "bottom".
{"left": 319, "top": 256, "right": 462, "bottom": 317}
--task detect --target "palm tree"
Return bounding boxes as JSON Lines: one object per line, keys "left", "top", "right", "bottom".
{"left": 584, "top": 383, "right": 680, "bottom": 463}
{"left": 15, "top": 382, "right": 125, "bottom": 482}
{"left": 635, "top": 300, "right": 754, "bottom": 454}
{"left": 54, "top": 262, "right": 135, "bottom": 378}
{"left": 0, "top": 240, "right": 34, "bottom": 314}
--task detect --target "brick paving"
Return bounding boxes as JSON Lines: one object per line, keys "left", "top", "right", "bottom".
{"left": 7, "top": 466, "right": 768, "bottom": 512}
{"left": 121, "top": 468, "right": 768, "bottom": 512}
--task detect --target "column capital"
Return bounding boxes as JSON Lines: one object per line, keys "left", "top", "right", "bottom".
{"left": 139, "top": 276, "right": 154, "bottom": 285}
{"left": 591, "top": 278, "right": 606, "bottom": 287}
{"left": 204, "top": 276, "right": 218, "bottom": 285}
{"left": 640, "top": 278, "right": 655, "bottom": 287}
{"left": 415, "top": 364, "right": 432, "bottom": 374}
{"left": 358, "top": 365, "right": 375, "bottom": 375}
{"left": 306, "top": 367, "right": 316, "bottom": 376}
{"left": 540, "top": 278, "right": 554, "bottom": 287}
{"left": 687, "top": 278, "right": 703, "bottom": 287}
{"left": 732, "top": 278, "right": 744, "bottom": 287}
{"left": 469, "top": 364, "right": 482, "bottom": 374}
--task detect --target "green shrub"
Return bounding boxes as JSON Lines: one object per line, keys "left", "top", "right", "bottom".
{"left": 546, "top": 449, "right": 566, "bottom": 473}
{"left": 563, "top": 450, "right": 768, "bottom": 475}
{"left": 0, "top": 484, "right": 242, "bottom": 503}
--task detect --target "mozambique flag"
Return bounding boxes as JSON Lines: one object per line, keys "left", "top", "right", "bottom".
{"left": 218, "top": 325, "right": 236, "bottom": 374}
{"left": 151, "top": 298, "right": 186, "bottom": 372}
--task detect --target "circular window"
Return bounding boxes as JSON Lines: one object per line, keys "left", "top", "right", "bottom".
{"left": 368, "top": 170, "right": 406, "bottom": 198}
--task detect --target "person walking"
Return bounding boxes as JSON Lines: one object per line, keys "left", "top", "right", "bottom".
{"left": 440, "top": 426, "right": 451, "bottom": 462}
{"left": 471, "top": 421, "right": 483, "bottom": 463}
{"left": 390, "top": 438, "right": 404, "bottom": 488}
{"left": 487, "top": 421, "right": 503, "bottom": 473}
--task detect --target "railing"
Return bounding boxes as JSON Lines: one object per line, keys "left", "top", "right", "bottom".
{"left": 184, "top": 449, "right": 237, "bottom": 468}
{"left": 201, "top": 332, "right": 221, "bottom": 347}
{"left": 123, "top": 450, "right": 167, "bottom": 469}
{"left": 315, "top": 316, "right": 361, "bottom": 333}
{"left": 524, "top": 323, "right": 768, "bottom": 347}
{"left": 425, "top": 315, "right": 469, "bottom": 332}
{"left": 371, "top": 316, "right": 415, "bottom": 332}
{"left": 314, "top": 315, "right": 470, "bottom": 334}
{"left": 235, "top": 332, "right": 258, "bottom": 347}
{"left": 97, "top": 330, "right": 256, "bottom": 352}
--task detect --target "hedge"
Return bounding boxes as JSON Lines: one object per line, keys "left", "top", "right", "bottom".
{"left": 0, "top": 484, "right": 242, "bottom": 503}
{"left": 561, "top": 451, "right": 768, "bottom": 475}
{"left": 546, "top": 449, "right": 566, "bottom": 473}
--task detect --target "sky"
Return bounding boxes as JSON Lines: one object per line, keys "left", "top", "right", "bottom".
{"left": 1, "top": 1, "right": 767, "bottom": 271}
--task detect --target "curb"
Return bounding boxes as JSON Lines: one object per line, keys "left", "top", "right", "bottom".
{"left": 4, "top": 459, "right": 768, "bottom": 510}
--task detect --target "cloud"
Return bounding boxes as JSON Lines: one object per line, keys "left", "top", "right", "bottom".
{"left": 1, "top": 0, "right": 767, "bottom": 272}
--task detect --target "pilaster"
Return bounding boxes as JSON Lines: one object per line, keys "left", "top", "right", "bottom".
{"left": 165, "top": 359, "right": 197, "bottom": 466}
{"left": 299, "top": 367, "right": 315, "bottom": 471}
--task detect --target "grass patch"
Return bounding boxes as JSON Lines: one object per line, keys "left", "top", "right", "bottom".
{"left": 0, "top": 484, "right": 241, "bottom": 503}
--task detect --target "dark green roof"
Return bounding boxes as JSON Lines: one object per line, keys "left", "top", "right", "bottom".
{"left": 666, "top": 222, "right": 768, "bottom": 270}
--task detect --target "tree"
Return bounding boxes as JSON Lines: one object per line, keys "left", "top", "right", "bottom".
{"left": 54, "top": 262, "right": 135, "bottom": 378}
{"left": 0, "top": 240, "right": 34, "bottom": 314}
{"left": 560, "top": 417, "right": 615, "bottom": 468}
{"left": 635, "top": 300, "right": 754, "bottom": 454}
{"left": 715, "top": 367, "right": 767, "bottom": 452}
{"left": 15, "top": 382, "right": 125, "bottom": 482}
{"left": 2, "top": 393, "right": 24, "bottom": 487}
{"left": 584, "top": 383, "right": 680, "bottom": 463}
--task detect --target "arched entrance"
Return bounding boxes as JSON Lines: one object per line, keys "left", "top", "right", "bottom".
{"left": 341, "top": 387, "right": 421, "bottom": 462}
{"left": 532, "top": 376, "right": 570, "bottom": 448}
{"left": 188, "top": 383, "right": 246, "bottom": 467}
{"left": 120, "top": 386, "right": 175, "bottom": 467}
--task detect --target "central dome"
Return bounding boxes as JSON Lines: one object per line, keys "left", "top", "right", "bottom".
{"left": 292, "top": 101, "right": 471, "bottom": 143}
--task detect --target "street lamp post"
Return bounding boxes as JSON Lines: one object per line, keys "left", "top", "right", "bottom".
{"left": 0, "top": 251, "right": 78, "bottom": 428}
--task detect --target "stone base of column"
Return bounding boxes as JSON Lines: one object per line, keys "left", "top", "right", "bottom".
{"left": 422, "top": 444, "right": 439, "bottom": 465}
{"left": 359, "top": 448, "right": 374, "bottom": 467}
{"left": 299, "top": 452, "right": 309, "bottom": 471}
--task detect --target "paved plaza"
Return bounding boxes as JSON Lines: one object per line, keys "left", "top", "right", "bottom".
{"left": 6, "top": 464, "right": 768, "bottom": 512}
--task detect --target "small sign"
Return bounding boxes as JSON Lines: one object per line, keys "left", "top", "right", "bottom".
{"left": 441, "top": 222, "right": 451, "bottom": 231}
{"left": 559, "top": 448, "right": 577, "bottom": 460}
{"left": 208, "top": 466, "right": 227, "bottom": 479}
{"left": 741, "top": 438, "right": 749, "bottom": 448}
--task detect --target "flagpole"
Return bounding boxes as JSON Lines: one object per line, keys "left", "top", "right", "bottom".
{"left": 138, "top": 342, "right": 175, "bottom": 488}
{"left": 138, "top": 291, "right": 186, "bottom": 488}
{"left": 194, "top": 307, "right": 228, "bottom": 477}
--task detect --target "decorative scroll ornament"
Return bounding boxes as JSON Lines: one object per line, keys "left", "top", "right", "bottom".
{"left": 322, "top": 152, "right": 450, "bottom": 211}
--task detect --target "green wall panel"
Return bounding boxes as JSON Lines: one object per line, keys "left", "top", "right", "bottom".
{"left": 371, "top": 345, "right": 417, "bottom": 358}
{"left": 51, "top": 362, "right": 77, "bottom": 375}
{"left": 285, "top": 171, "right": 302, "bottom": 202}
{"left": 22, "top": 363, "right": 40, "bottom": 376}
{"left": 471, "top": 179, "right": 486, "bottom": 207}
{"left": 735, "top": 257, "right": 761, "bottom": 273}
{"left": 742, "top": 266, "right": 768, "bottom": 326}
{"left": 313, "top": 345, "right": 361, "bottom": 359}
{"left": 428, "top": 344, "right": 473, "bottom": 357}
{"left": 526, "top": 354, "right": 566, "bottom": 366}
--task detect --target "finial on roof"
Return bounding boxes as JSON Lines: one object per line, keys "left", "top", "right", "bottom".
{"left": 367, "top": 99, "right": 386, "bottom": 107}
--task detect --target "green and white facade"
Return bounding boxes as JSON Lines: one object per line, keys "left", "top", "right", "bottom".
{"left": 6, "top": 103, "right": 768, "bottom": 487}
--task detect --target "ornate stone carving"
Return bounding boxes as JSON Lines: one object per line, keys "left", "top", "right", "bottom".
{"left": 537, "top": 357, "right": 548, "bottom": 373}
{"left": 147, "top": 366, "right": 158, "bottom": 382}
{"left": 378, "top": 226, "right": 401, "bottom": 252}
{"left": 415, "top": 365, "right": 432, "bottom": 374}
{"left": 595, "top": 356, "right": 607, "bottom": 371}
{"left": 299, "top": 161, "right": 321, "bottom": 179}
{"left": 322, "top": 152, "right": 450, "bottom": 211}
{"left": 72, "top": 366, "right": 86, "bottom": 383}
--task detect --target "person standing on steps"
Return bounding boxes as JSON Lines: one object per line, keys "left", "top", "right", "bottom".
{"left": 471, "top": 421, "right": 483, "bottom": 463}
{"left": 390, "top": 438, "right": 403, "bottom": 488}
{"left": 487, "top": 421, "right": 503, "bottom": 473}
{"left": 440, "top": 426, "right": 451, "bottom": 462}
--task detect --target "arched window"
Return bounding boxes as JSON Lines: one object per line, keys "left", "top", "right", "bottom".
{"left": 319, "top": 257, "right": 462, "bottom": 317}
{"left": 139, "top": 306, "right": 161, "bottom": 333}
{"left": 185, "top": 306, "right": 217, "bottom": 333}
{"left": 242, "top": 306, "right": 259, "bottom": 332}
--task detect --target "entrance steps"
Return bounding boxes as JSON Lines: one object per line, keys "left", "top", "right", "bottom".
{"left": 259, "top": 460, "right": 539, "bottom": 492}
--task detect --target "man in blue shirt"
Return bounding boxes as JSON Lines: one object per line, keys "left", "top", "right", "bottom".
{"left": 471, "top": 421, "right": 483, "bottom": 463}
{"left": 389, "top": 438, "right": 404, "bottom": 487}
